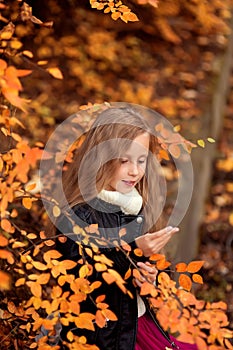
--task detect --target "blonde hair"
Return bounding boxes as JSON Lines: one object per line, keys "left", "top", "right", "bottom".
{"left": 61, "top": 106, "right": 164, "bottom": 233}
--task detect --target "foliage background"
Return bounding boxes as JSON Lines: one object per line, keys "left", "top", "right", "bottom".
{"left": 0, "top": 0, "right": 233, "bottom": 348}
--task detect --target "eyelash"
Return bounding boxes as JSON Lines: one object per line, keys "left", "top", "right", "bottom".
{"left": 120, "top": 159, "right": 146, "bottom": 164}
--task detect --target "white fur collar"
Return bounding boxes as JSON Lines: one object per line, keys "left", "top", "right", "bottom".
{"left": 97, "top": 187, "right": 143, "bottom": 215}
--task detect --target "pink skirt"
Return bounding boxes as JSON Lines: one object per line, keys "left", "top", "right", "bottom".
{"left": 135, "top": 314, "right": 198, "bottom": 350}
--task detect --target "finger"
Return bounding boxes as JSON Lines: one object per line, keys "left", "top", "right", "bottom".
{"left": 137, "top": 262, "right": 157, "bottom": 274}
{"left": 134, "top": 278, "right": 142, "bottom": 287}
{"left": 151, "top": 227, "right": 179, "bottom": 240}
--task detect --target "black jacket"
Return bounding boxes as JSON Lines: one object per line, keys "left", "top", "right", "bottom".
{"left": 56, "top": 198, "right": 177, "bottom": 350}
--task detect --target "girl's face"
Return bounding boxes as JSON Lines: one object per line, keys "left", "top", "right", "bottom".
{"left": 106, "top": 132, "right": 150, "bottom": 194}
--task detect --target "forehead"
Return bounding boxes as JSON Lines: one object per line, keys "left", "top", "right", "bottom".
{"left": 124, "top": 133, "right": 150, "bottom": 156}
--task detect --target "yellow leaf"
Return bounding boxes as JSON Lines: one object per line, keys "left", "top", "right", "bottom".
{"left": 197, "top": 139, "right": 205, "bottom": 148}
{"left": 60, "top": 259, "right": 77, "bottom": 270}
{"left": 95, "top": 263, "right": 107, "bottom": 272}
{"left": 27, "top": 233, "right": 37, "bottom": 239}
{"left": 79, "top": 265, "right": 89, "bottom": 278}
{"left": 53, "top": 205, "right": 61, "bottom": 217}
{"left": 12, "top": 241, "right": 27, "bottom": 248}
{"left": 207, "top": 137, "right": 215, "bottom": 143}
{"left": 46, "top": 67, "right": 63, "bottom": 79}
{"left": 23, "top": 50, "right": 34, "bottom": 58}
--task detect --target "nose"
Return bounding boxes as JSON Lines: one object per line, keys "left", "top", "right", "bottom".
{"left": 128, "top": 161, "right": 139, "bottom": 176}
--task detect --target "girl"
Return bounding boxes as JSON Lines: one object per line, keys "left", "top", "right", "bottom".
{"left": 54, "top": 106, "right": 198, "bottom": 350}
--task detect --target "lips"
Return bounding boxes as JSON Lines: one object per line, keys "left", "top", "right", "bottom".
{"left": 122, "top": 180, "right": 136, "bottom": 187}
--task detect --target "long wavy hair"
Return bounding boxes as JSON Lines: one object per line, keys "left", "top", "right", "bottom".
{"left": 58, "top": 106, "right": 165, "bottom": 233}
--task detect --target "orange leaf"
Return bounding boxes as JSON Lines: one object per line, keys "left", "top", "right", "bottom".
{"left": 102, "top": 308, "right": 117, "bottom": 321}
{"left": 22, "top": 197, "right": 33, "bottom": 209}
{"left": 187, "top": 261, "right": 204, "bottom": 273}
{"left": 0, "top": 271, "right": 11, "bottom": 290}
{"left": 102, "top": 272, "right": 116, "bottom": 284}
{"left": 149, "top": 254, "right": 165, "bottom": 262}
{"left": 168, "top": 144, "right": 181, "bottom": 158}
{"left": 192, "top": 274, "right": 203, "bottom": 284}
{"left": 74, "top": 313, "right": 95, "bottom": 331}
{"left": 96, "top": 295, "right": 105, "bottom": 303}
{"left": 43, "top": 250, "right": 62, "bottom": 263}
{"left": 156, "top": 258, "right": 171, "bottom": 270}
{"left": 26, "top": 281, "right": 42, "bottom": 297}
{"left": 124, "top": 268, "right": 131, "bottom": 280}
{"left": 46, "top": 67, "right": 63, "bottom": 79}
{"left": 179, "top": 274, "right": 192, "bottom": 291}
{"left": 60, "top": 259, "right": 77, "bottom": 270}
{"left": 0, "top": 234, "right": 8, "bottom": 247}
{"left": 176, "top": 262, "right": 187, "bottom": 272}
{"left": 95, "top": 263, "right": 107, "bottom": 272}
{"left": 134, "top": 248, "right": 143, "bottom": 257}
{"left": 37, "top": 273, "right": 50, "bottom": 285}
{"left": 95, "top": 309, "right": 106, "bottom": 328}
{"left": 0, "top": 249, "right": 14, "bottom": 264}
{"left": 32, "top": 261, "right": 48, "bottom": 271}
{"left": 140, "top": 281, "right": 157, "bottom": 297}
{"left": 1, "top": 218, "right": 14, "bottom": 233}
{"left": 15, "top": 277, "right": 26, "bottom": 287}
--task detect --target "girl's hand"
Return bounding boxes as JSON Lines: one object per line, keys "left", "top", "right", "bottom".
{"left": 135, "top": 226, "right": 179, "bottom": 257}
{"left": 134, "top": 261, "right": 158, "bottom": 287}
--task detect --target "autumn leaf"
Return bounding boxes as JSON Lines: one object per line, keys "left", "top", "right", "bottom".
{"left": 32, "top": 261, "right": 48, "bottom": 271}
{"left": 53, "top": 205, "right": 61, "bottom": 217}
{"left": 179, "top": 274, "right": 192, "bottom": 291}
{"left": 156, "top": 258, "right": 171, "bottom": 270}
{"left": 26, "top": 281, "right": 42, "bottom": 298}
{"left": 168, "top": 144, "right": 181, "bottom": 158}
{"left": 22, "top": 197, "right": 37, "bottom": 209}
{"left": 0, "top": 271, "right": 11, "bottom": 290}
{"left": 197, "top": 139, "right": 205, "bottom": 148}
{"left": 43, "top": 249, "right": 62, "bottom": 263}
{"left": 134, "top": 248, "right": 143, "bottom": 257}
{"left": 1, "top": 218, "right": 15, "bottom": 233}
{"left": 176, "top": 262, "right": 187, "bottom": 272}
{"left": 192, "top": 274, "right": 203, "bottom": 284}
{"left": 0, "top": 234, "right": 8, "bottom": 247}
{"left": 74, "top": 313, "right": 95, "bottom": 331}
{"left": 46, "top": 67, "right": 63, "bottom": 79}
{"left": 79, "top": 265, "right": 89, "bottom": 278}
{"left": 187, "top": 261, "right": 204, "bottom": 273}
{"left": 95, "top": 309, "right": 107, "bottom": 328}
{"left": 95, "top": 263, "right": 107, "bottom": 272}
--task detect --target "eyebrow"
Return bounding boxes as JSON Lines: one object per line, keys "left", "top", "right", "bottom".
{"left": 123, "top": 153, "right": 148, "bottom": 158}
